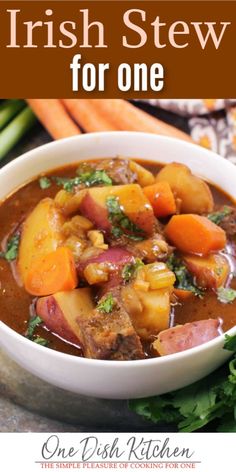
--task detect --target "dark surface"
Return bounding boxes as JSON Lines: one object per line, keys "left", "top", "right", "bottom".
{"left": 0, "top": 103, "right": 188, "bottom": 432}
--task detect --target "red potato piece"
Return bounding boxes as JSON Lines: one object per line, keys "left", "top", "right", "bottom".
{"left": 36, "top": 288, "right": 144, "bottom": 360}
{"left": 153, "top": 319, "right": 222, "bottom": 356}
{"left": 183, "top": 253, "right": 230, "bottom": 289}
{"left": 79, "top": 184, "right": 155, "bottom": 236}
{"left": 156, "top": 162, "right": 214, "bottom": 214}
{"left": 77, "top": 246, "right": 134, "bottom": 282}
{"left": 36, "top": 288, "right": 95, "bottom": 348}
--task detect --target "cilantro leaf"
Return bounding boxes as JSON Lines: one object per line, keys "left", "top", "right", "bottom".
{"left": 33, "top": 336, "right": 49, "bottom": 346}
{"left": 0, "top": 233, "right": 20, "bottom": 262}
{"left": 122, "top": 259, "right": 144, "bottom": 282}
{"left": 217, "top": 287, "right": 236, "bottom": 304}
{"left": 97, "top": 293, "right": 115, "bottom": 314}
{"left": 207, "top": 206, "right": 231, "bottom": 225}
{"left": 106, "top": 196, "right": 145, "bottom": 241}
{"left": 167, "top": 254, "right": 204, "bottom": 298}
{"left": 39, "top": 176, "right": 51, "bottom": 189}
{"left": 27, "top": 315, "right": 43, "bottom": 339}
{"left": 54, "top": 169, "right": 112, "bottom": 193}
{"left": 130, "top": 334, "right": 236, "bottom": 432}
{"left": 224, "top": 334, "right": 236, "bottom": 352}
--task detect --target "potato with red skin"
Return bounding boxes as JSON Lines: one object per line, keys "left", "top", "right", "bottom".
{"left": 78, "top": 184, "right": 155, "bottom": 237}
{"left": 156, "top": 162, "right": 213, "bottom": 214}
{"left": 153, "top": 319, "right": 222, "bottom": 356}
{"left": 36, "top": 288, "right": 94, "bottom": 348}
{"left": 183, "top": 253, "right": 230, "bottom": 289}
{"left": 36, "top": 288, "right": 144, "bottom": 360}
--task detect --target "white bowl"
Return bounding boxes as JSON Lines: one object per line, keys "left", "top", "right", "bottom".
{"left": 0, "top": 131, "right": 235, "bottom": 399}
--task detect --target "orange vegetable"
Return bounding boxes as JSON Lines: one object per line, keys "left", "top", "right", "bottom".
{"left": 62, "top": 99, "right": 117, "bottom": 132}
{"left": 165, "top": 214, "right": 226, "bottom": 255}
{"left": 25, "top": 247, "right": 78, "bottom": 296}
{"left": 26, "top": 99, "right": 81, "bottom": 139}
{"left": 90, "top": 99, "right": 193, "bottom": 142}
{"left": 143, "top": 181, "right": 176, "bottom": 217}
{"left": 173, "top": 288, "right": 193, "bottom": 300}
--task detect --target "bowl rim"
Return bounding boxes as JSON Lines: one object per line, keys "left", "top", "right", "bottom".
{"left": 0, "top": 130, "right": 236, "bottom": 368}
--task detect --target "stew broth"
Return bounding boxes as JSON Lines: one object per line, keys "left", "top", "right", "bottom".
{"left": 0, "top": 159, "right": 235, "bottom": 358}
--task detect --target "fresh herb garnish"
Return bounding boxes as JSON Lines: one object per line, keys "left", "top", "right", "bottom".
{"left": 122, "top": 258, "right": 144, "bottom": 282}
{"left": 217, "top": 287, "right": 236, "bottom": 304}
{"left": 167, "top": 254, "right": 204, "bottom": 298}
{"left": 97, "top": 293, "right": 115, "bottom": 314}
{"left": 26, "top": 315, "right": 49, "bottom": 347}
{"left": 33, "top": 336, "right": 49, "bottom": 346}
{"left": 106, "top": 196, "right": 145, "bottom": 241}
{"left": 224, "top": 334, "right": 236, "bottom": 352}
{"left": 54, "top": 169, "right": 112, "bottom": 193}
{"left": 27, "top": 315, "right": 43, "bottom": 339}
{"left": 39, "top": 176, "right": 51, "bottom": 189}
{"left": 0, "top": 233, "right": 20, "bottom": 262}
{"left": 208, "top": 206, "right": 231, "bottom": 225}
{"left": 130, "top": 334, "right": 236, "bottom": 432}
{"left": 77, "top": 168, "right": 112, "bottom": 187}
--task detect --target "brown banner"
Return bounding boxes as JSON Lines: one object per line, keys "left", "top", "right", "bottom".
{"left": 0, "top": 1, "right": 235, "bottom": 98}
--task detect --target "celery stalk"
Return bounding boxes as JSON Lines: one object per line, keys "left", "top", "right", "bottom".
{"left": 0, "top": 107, "right": 37, "bottom": 161}
{"left": 0, "top": 99, "right": 25, "bottom": 130}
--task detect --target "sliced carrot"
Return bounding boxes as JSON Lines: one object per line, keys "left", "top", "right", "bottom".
{"left": 62, "top": 99, "right": 117, "bottom": 132}
{"left": 173, "top": 288, "right": 194, "bottom": 300}
{"left": 25, "top": 247, "right": 78, "bottom": 296}
{"left": 143, "top": 181, "right": 176, "bottom": 217}
{"left": 165, "top": 214, "right": 226, "bottom": 256}
{"left": 26, "top": 99, "right": 81, "bottom": 139}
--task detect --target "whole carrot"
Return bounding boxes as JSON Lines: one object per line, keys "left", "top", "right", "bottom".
{"left": 90, "top": 99, "right": 193, "bottom": 142}
{"left": 26, "top": 99, "right": 81, "bottom": 139}
{"left": 62, "top": 99, "right": 117, "bottom": 132}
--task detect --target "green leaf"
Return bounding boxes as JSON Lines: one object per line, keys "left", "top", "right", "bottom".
{"left": 97, "top": 293, "right": 115, "bottom": 314}
{"left": 106, "top": 196, "right": 145, "bottom": 241}
{"left": 39, "top": 176, "right": 51, "bottom": 189}
{"left": 54, "top": 169, "right": 112, "bottom": 193}
{"left": 33, "top": 336, "right": 49, "bottom": 346}
{"left": 167, "top": 254, "right": 204, "bottom": 298}
{"left": 224, "top": 334, "right": 236, "bottom": 352}
{"left": 217, "top": 287, "right": 236, "bottom": 304}
{"left": 122, "top": 258, "right": 144, "bottom": 282}
{"left": 207, "top": 206, "right": 231, "bottom": 225}
{"left": 0, "top": 233, "right": 21, "bottom": 262}
{"left": 27, "top": 315, "right": 43, "bottom": 339}
{"left": 130, "top": 334, "right": 236, "bottom": 433}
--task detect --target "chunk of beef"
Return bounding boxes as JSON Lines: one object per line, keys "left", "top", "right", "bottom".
{"left": 36, "top": 288, "right": 144, "bottom": 361}
{"left": 95, "top": 158, "right": 137, "bottom": 185}
{"left": 218, "top": 206, "right": 236, "bottom": 237}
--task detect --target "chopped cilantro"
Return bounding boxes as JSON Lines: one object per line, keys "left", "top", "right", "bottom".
{"left": 208, "top": 206, "right": 231, "bottom": 225}
{"left": 97, "top": 293, "right": 115, "bottom": 314}
{"left": 33, "top": 336, "right": 49, "bottom": 346}
{"left": 130, "top": 333, "right": 236, "bottom": 433}
{"left": 78, "top": 169, "right": 112, "bottom": 186}
{"left": 26, "top": 315, "right": 49, "bottom": 347}
{"left": 0, "top": 233, "right": 20, "bottom": 262}
{"left": 224, "top": 334, "right": 236, "bottom": 352}
{"left": 39, "top": 176, "right": 51, "bottom": 189}
{"left": 54, "top": 169, "right": 112, "bottom": 193}
{"left": 167, "top": 254, "right": 204, "bottom": 298}
{"left": 27, "top": 315, "right": 43, "bottom": 339}
{"left": 122, "top": 259, "right": 144, "bottom": 282}
{"left": 106, "top": 196, "right": 145, "bottom": 241}
{"left": 217, "top": 287, "right": 236, "bottom": 304}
